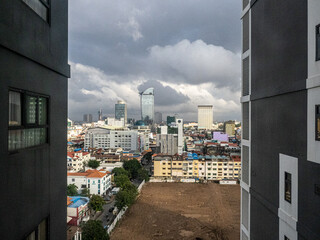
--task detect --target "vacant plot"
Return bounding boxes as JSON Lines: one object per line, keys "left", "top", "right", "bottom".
{"left": 111, "top": 182, "right": 240, "bottom": 240}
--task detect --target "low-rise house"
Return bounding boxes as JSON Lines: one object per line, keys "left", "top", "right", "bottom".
{"left": 67, "top": 170, "right": 111, "bottom": 195}
{"left": 67, "top": 151, "right": 91, "bottom": 172}
{"left": 67, "top": 196, "right": 90, "bottom": 226}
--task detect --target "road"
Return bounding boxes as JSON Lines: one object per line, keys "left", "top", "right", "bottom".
{"left": 97, "top": 196, "right": 116, "bottom": 228}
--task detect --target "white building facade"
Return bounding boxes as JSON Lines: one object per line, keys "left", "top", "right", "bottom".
{"left": 198, "top": 105, "right": 213, "bottom": 129}
{"left": 67, "top": 170, "right": 112, "bottom": 196}
{"left": 84, "top": 128, "right": 138, "bottom": 151}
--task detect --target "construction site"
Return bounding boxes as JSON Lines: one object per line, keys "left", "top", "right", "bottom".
{"left": 111, "top": 182, "right": 240, "bottom": 240}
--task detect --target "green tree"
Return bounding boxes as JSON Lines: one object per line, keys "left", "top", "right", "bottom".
{"left": 81, "top": 188, "right": 90, "bottom": 197}
{"left": 114, "top": 174, "right": 131, "bottom": 188}
{"left": 81, "top": 220, "right": 109, "bottom": 240}
{"left": 115, "top": 185, "right": 138, "bottom": 210}
{"left": 137, "top": 168, "right": 149, "bottom": 182}
{"left": 88, "top": 160, "right": 100, "bottom": 169}
{"left": 89, "top": 194, "right": 105, "bottom": 212}
{"left": 112, "top": 167, "right": 129, "bottom": 177}
{"left": 123, "top": 159, "right": 142, "bottom": 179}
{"left": 67, "top": 184, "right": 78, "bottom": 196}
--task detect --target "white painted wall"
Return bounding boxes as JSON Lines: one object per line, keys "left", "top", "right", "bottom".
{"left": 278, "top": 154, "right": 298, "bottom": 239}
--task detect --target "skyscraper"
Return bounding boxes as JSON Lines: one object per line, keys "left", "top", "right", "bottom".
{"left": 98, "top": 108, "right": 102, "bottom": 121}
{"left": 140, "top": 88, "right": 154, "bottom": 124}
{"left": 155, "top": 112, "right": 162, "bottom": 124}
{"left": 198, "top": 105, "right": 213, "bottom": 129}
{"left": 167, "top": 115, "right": 176, "bottom": 125}
{"left": 83, "top": 114, "right": 93, "bottom": 123}
{"left": 1, "top": 0, "right": 69, "bottom": 239}
{"left": 240, "top": 0, "right": 320, "bottom": 239}
{"left": 176, "top": 118, "right": 184, "bottom": 155}
{"left": 115, "top": 100, "right": 127, "bottom": 123}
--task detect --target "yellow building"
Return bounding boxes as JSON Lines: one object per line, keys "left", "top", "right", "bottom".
{"left": 224, "top": 121, "right": 235, "bottom": 136}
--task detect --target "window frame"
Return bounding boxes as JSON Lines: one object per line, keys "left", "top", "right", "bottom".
{"left": 316, "top": 24, "right": 320, "bottom": 61}
{"left": 284, "top": 172, "right": 292, "bottom": 203}
{"left": 22, "top": 0, "right": 51, "bottom": 24}
{"left": 24, "top": 217, "right": 49, "bottom": 240}
{"left": 8, "top": 88, "right": 50, "bottom": 152}
{"left": 315, "top": 105, "right": 320, "bottom": 141}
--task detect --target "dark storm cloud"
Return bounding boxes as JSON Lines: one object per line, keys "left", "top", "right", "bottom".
{"left": 68, "top": 0, "right": 242, "bottom": 121}
{"left": 138, "top": 80, "right": 190, "bottom": 107}
{"left": 69, "top": 0, "right": 241, "bottom": 75}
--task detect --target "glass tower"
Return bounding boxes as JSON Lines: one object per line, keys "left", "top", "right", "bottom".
{"left": 115, "top": 100, "right": 127, "bottom": 123}
{"left": 140, "top": 88, "right": 154, "bottom": 124}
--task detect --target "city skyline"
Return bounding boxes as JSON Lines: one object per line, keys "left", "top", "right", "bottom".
{"left": 68, "top": 0, "right": 241, "bottom": 122}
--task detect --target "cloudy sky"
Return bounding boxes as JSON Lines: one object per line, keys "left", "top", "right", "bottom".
{"left": 68, "top": 0, "right": 241, "bottom": 122}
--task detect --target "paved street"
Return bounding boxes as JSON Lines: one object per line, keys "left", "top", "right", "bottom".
{"left": 97, "top": 196, "right": 116, "bottom": 228}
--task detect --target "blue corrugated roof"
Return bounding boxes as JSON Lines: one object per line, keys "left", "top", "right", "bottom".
{"left": 68, "top": 196, "right": 89, "bottom": 208}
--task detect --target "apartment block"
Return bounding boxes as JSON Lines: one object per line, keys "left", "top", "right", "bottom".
{"left": 241, "top": 0, "right": 320, "bottom": 239}
{"left": 67, "top": 151, "right": 91, "bottom": 172}
{"left": 153, "top": 153, "right": 240, "bottom": 181}
{"left": 156, "top": 134, "right": 178, "bottom": 155}
{"left": 84, "top": 127, "right": 138, "bottom": 151}
{"left": 67, "top": 170, "right": 112, "bottom": 196}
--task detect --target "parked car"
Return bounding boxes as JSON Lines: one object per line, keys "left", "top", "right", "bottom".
{"left": 109, "top": 207, "right": 114, "bottom": 213}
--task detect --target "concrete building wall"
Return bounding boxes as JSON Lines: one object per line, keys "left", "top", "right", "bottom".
{"left": 244, "top": 0, "right": 320, "bottom": 239}
{"left": 0, "top": 1, "right": 69, "bottom": 239}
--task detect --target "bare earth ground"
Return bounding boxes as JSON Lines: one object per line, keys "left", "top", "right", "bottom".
{"left": 111, "top": 182, "right": 240, "bottom": 240}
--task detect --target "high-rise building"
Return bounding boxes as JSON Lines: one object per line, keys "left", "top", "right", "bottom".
{"left": 176, "top": 118, "right": 184, "bottom": 155}
{"left": 1, "top": 0, "right": 69, "bottom": 239}
{"left": 241, "top": 1, "right": 320, "bottom": 239}
{"left": 156, "top": 134, "right": 178, "bottom": 155}
{"left": 115, "top": 100, "right": 127, "bottom": 123}
{"left": 155, "top": 112, "right": 162, "bottom": 124}
{"left": 140, "top": 88, "right": 154, "bottom": 124}
{"left": 167, "top": 116, "right": 176, "bottom": 125}
{"left": 83, "top": 114, "right": 93, "bottom": 123}
{"left": 198, "top": 105, "right": 213, "bottom": 129}
{"left": 98, "top": 108, "right": 102, "bottom": 121}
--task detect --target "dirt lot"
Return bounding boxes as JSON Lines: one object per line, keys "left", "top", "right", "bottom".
{"left": 111, "top": 182, "right": 240, "bottom": 240}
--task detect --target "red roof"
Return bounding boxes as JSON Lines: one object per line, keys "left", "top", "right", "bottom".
{"left": 231, "top": 155, "right": 241, "bottom": 162}
{"left": 67, "top": 169, "right": 108, "bottom": 178}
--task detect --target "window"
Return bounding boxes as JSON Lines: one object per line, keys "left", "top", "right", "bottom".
{"left": 81, "top": 184, "right": 86, "bottom": 188}
{"left": 284, "top": 236, "right": 290, "bottom": 240}
{"left": 285, "top": 172, "right": 292, "bottom": 203}
{"left": 22, "top": 0, "right": 50, "bottom": 22}
{"left": 72, "top": 179, "right": 75, "bottom": 182}
{"left": 25, "top": 218, "right": 48, "bottom": 240}
{"left": 316, "top": 105, "right": 320, "bottom": 141}
{"left": 317, "top": 24, "right": 320, "bottom": 61}
{"left": 8, "top": 90, "right": 49, "bottom": 151}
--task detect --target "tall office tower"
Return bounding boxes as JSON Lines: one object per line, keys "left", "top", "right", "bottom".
{"left": 140, "top": 88, "right": 154, "bottom": 124}
{"left": 240, "top": 1, "right": 320, "bottom": 239}
{"left": 176, "top": 118, "right": 184, "bottom": 155}
{"left": 98, "top": 108, "right": 102, "bottom": 121}
{"left": 198, "top": 105, "right": 213, "bottom": 129}
{"left": 83, "top": 114, "right": 93, "bottom": 123}
{"left": 115, "top": 100, "right": 127, "bottom": 123}
{"left": 167, "top": 115, "right": 176, "bottom": 125}
{"left": 155, "top": 112, "right": 162, "bottom": 124}
{"left": 0, "top": 0, "right": 69, "bottom": 239}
